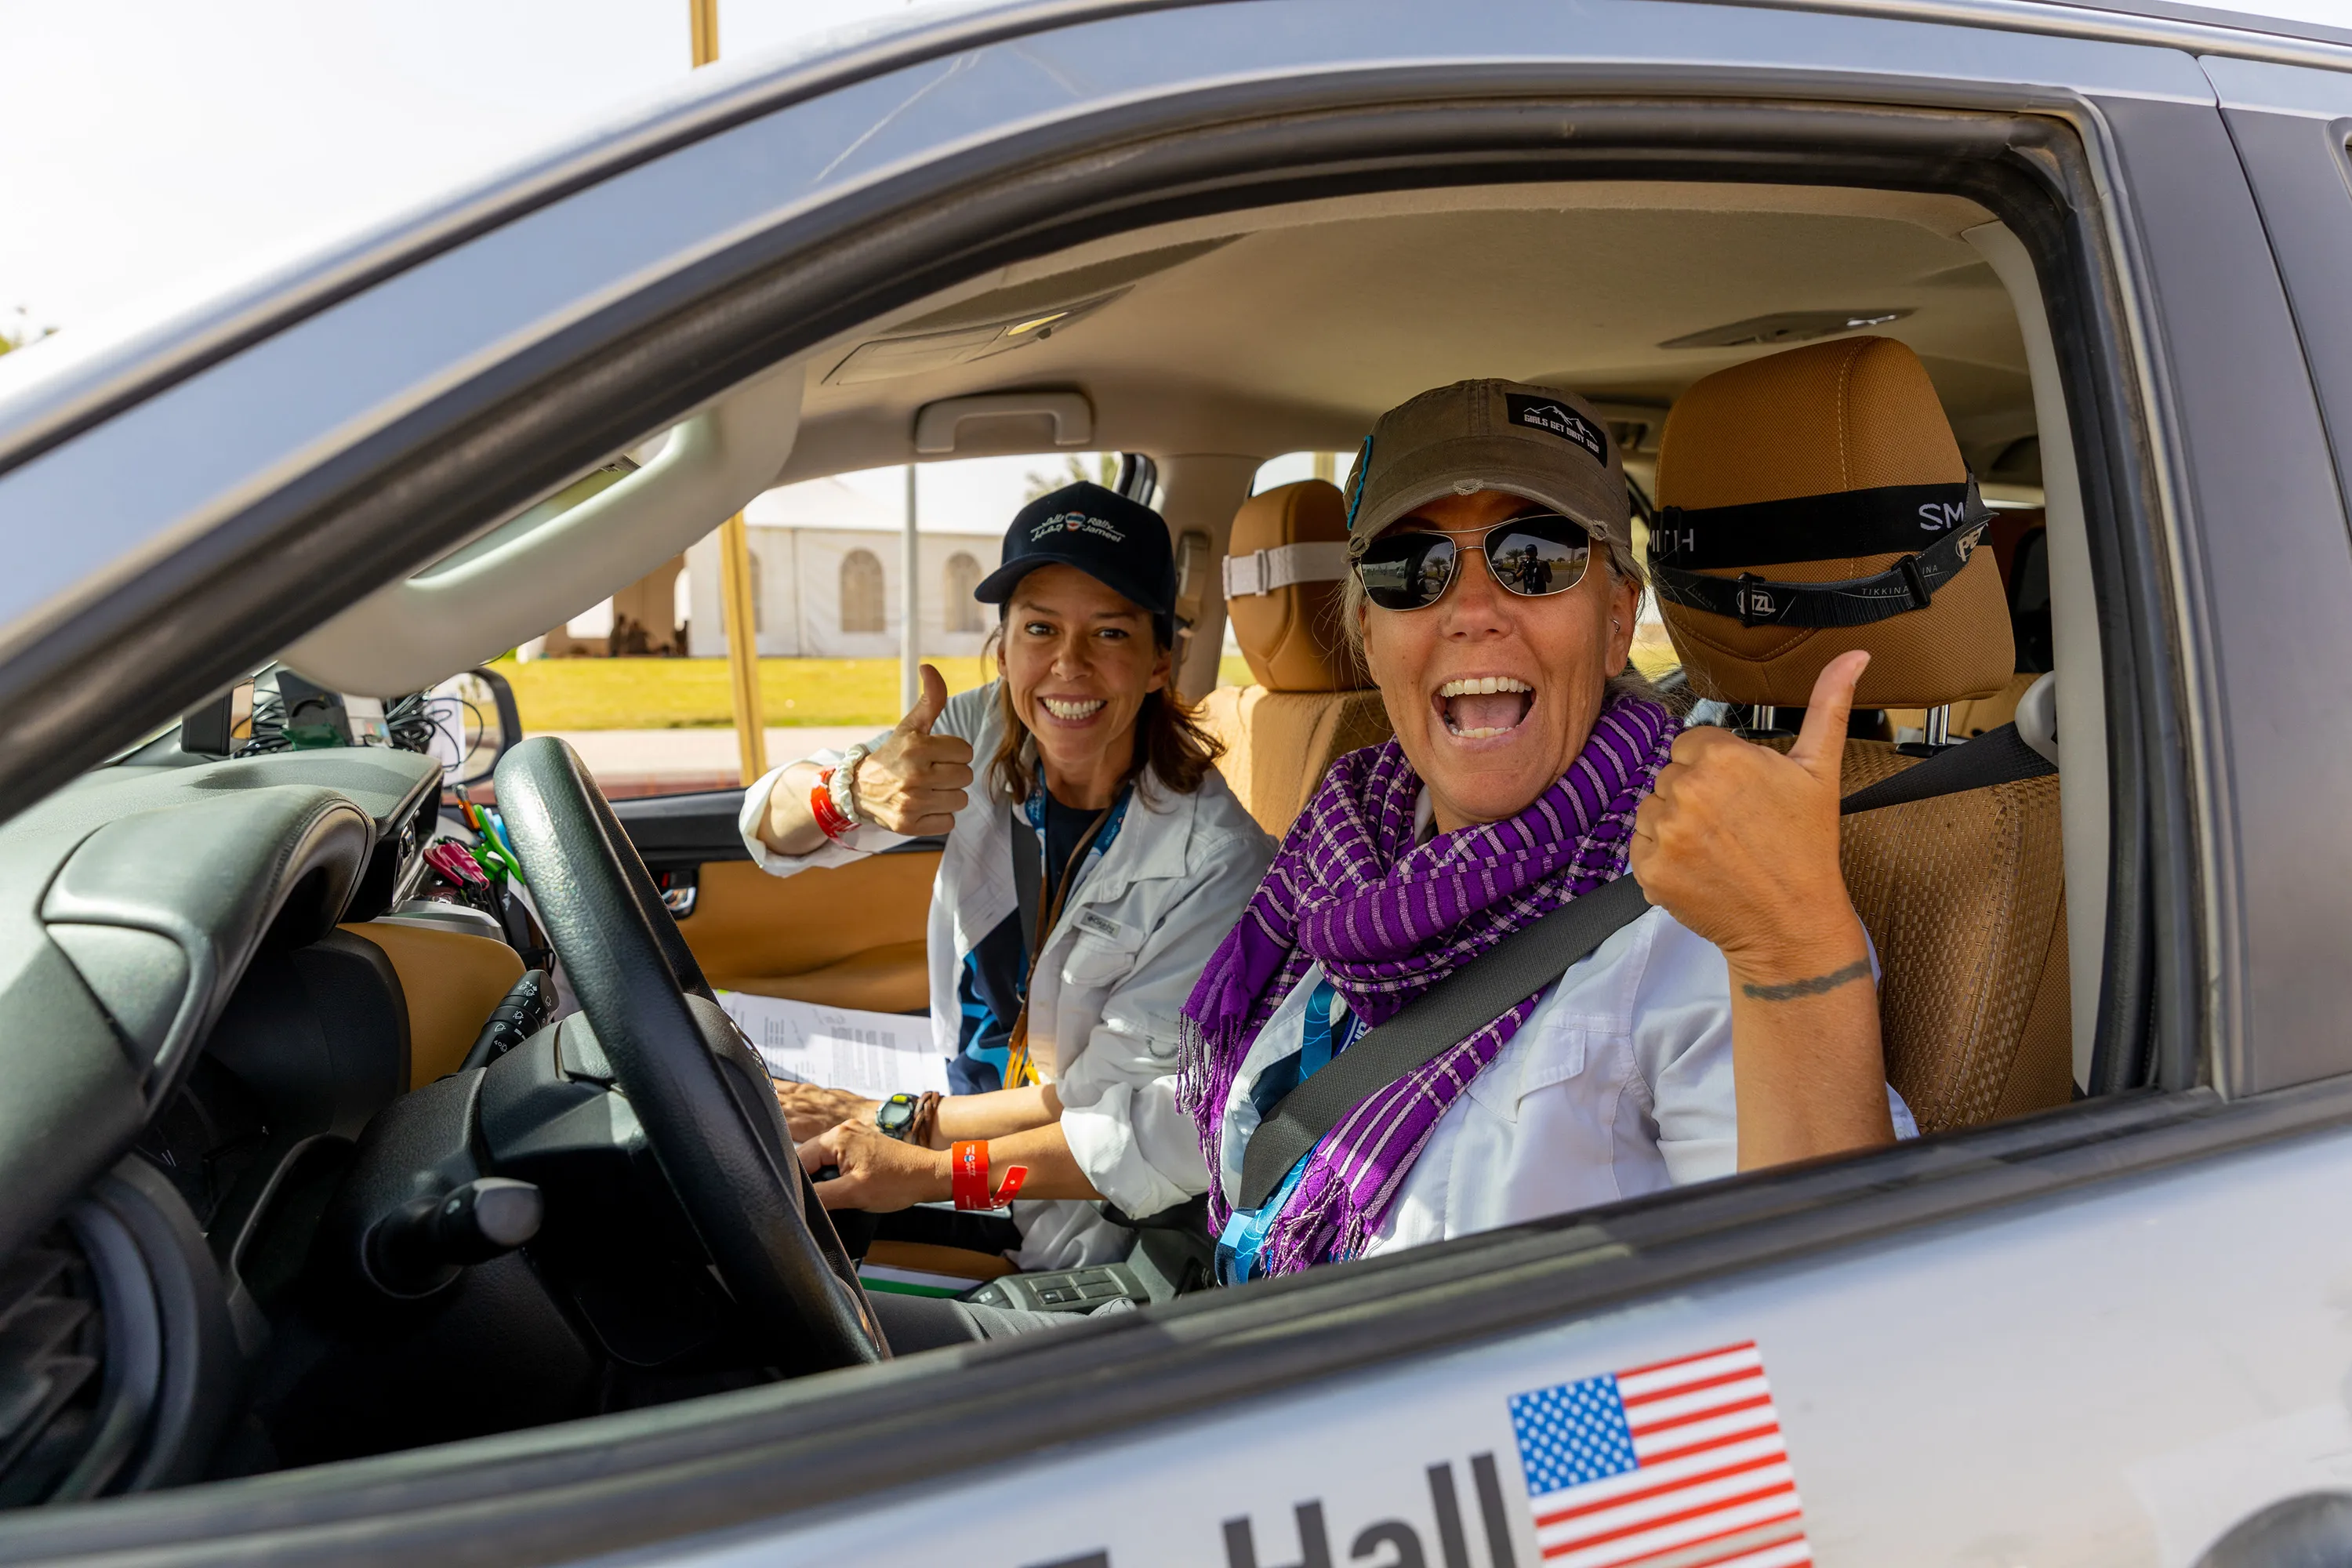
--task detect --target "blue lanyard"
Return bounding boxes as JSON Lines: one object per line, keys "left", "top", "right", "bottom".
{"left": 1217, "top": 978, "right": 1365, "bottom": 1284}
{"left": 1022, "top": 764, "right": 1133, "bottom": 903}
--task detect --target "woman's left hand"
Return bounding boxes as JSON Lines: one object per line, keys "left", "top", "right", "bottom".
{"left": 1628, "top": 651, "right": 1870, "bottom": 977}
{"left": 797, "top": 1118, "right": 947, "bottom": 1211}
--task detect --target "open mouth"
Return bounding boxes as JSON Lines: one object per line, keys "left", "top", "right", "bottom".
{"left": 1435, "top": 676, "right": 1534, "bottom": 739}
{"left": 1038, "top": 695, "right": 1107, "bottom": 724}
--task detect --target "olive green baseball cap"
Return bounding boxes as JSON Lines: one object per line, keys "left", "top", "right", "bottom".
{"left": 1345, "top": 379, "right": 1632, "bottom": 562}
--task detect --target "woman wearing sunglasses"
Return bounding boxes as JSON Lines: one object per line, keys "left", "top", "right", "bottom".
{"left": 1181, "top": 379, "right": 1911, "bottom": 1281}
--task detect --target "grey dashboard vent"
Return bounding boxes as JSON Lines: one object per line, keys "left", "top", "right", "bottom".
{"left": 1658, "top": 309, "right": 1911, "bottom": 350}
{"left": 0, "top": 1234, "right": 102, "bottom": 1506}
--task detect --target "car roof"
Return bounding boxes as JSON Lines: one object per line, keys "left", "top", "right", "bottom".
{"left": 2003, "top": 0, "right": 2352, "bottom": 49}
{"left": 1, "top": 0, "right": 2348, "bottom": 492}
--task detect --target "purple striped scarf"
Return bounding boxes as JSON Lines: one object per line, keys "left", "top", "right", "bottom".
{"left": 1178, "top": 691, "right": 1679, "bottom": 1276}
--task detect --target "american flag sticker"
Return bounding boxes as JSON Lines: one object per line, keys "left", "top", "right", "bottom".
{"left": 1507, "top": 1340, "right": 1809, "bottom": 1566}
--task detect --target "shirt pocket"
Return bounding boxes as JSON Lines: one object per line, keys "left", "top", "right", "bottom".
{"left": 1517, "top": 1018, "right": 1594, "bottom": 1094}
{"left": 1060, "top": 911, "right": 1143, "bottom": 989}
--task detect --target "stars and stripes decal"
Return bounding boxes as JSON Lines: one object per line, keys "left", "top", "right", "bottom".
{"left": 1507, "top": 1341, "right": 1809, "bottom": 1567}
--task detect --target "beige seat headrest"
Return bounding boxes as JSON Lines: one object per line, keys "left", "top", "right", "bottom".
{"left": 1224, "top": 480, "right": 1364, "bottom": 693}
{"left": 1653, "top": 336, "right": 2013, "bottom": 710}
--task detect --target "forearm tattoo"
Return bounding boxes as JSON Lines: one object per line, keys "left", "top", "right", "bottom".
{"left": 1740, "top": 958, "right": 1872, "bottom": 1003}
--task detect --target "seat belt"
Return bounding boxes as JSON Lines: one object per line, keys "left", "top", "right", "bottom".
{"left": 1235, "top": 722, "right": 2057, "bottom": 1210}
{"left": 1836, "top": 721, "right": 2054, "bottom": 814}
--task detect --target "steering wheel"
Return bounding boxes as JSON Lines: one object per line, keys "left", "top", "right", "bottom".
{"left": 493, "top": 736, "right": 887, "bottom": 1374}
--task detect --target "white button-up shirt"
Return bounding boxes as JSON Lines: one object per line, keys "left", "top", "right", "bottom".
{"left": 742, "top": 682, "right": 1276, "bottom": 1269}
{"left": 1218, "top": 903, "right": 1917, "bottom": 1262}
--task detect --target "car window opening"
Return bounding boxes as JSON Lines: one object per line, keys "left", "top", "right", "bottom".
{"left": 0, "top": 96, "right": 2194, "bottom": 1516}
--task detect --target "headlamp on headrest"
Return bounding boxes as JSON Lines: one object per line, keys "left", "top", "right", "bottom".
{"left": 1647, "top": 476, "right": 1992, "bottom": 630}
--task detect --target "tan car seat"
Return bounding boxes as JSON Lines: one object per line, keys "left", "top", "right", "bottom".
{"left": 1655, "top": 336, "right": 2072, "bottom": 1130}
{"left": 1888, "top": 509, "right": 2050, "bottom": 741}
{"left": 1199, "top": 480, "right": 1393, "bottom": 837}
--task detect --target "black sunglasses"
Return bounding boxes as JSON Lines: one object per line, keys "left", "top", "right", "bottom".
{"left": 1353, "top": 513, "right": 1595, "bottom": 612}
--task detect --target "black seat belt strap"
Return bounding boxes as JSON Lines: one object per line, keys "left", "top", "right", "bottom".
{"left": 1234, "top": 720, "right": 2059, "bottom": 1210}
{"left": 1837, "top": 721, "right": 2054, "bottom": 815}
{"left": 1237, "top": 875, "right": 1646, "bottom": 1207}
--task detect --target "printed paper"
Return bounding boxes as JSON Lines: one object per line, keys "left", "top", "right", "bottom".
{"left": 717, "top": 991, "right": 948, "bottom": 1101}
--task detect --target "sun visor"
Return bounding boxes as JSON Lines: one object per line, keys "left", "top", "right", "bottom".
{"left": 281, "top": 361, "right": 803, "bottom": 697}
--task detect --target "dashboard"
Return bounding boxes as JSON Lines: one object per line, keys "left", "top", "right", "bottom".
{"left": 0, "top": 740, "right": 444, "bottom": 1498}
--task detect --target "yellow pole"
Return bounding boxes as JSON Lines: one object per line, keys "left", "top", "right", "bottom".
{"left": 717, "top": 514, "right": 766, "bottom": 784}
{"left": 690, "top": 0, "right": 767, "bottom": 786}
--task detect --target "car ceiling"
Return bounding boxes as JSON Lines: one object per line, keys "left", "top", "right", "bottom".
{"left": 778, "top": 180, "right": 2031, "bottom": 478}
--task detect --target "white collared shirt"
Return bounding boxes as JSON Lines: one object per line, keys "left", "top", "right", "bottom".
{"left": 740, "top": 681, "right": 1276, "bottom": 1269}
{"left": 1217, "top": 903, "right": 1917, "bottom": 1261}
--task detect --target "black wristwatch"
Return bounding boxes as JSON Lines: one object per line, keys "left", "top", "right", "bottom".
{"left": 875, "top": 1093, "right": 920, "bottom": 1142}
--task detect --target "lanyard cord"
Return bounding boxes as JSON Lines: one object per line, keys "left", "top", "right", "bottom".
{"left": 1003, "top": 766, "right": 1135, "bottom": 1088}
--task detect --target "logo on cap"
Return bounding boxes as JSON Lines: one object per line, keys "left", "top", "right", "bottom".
{"left": 1032, "top": 510, "right": 1127, "bottom": 544}
{"left": 1504, "top": 394, "right": 1606, "bottom": 465}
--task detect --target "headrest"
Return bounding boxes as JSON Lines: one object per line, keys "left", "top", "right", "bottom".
{"left": 1652, "top": 336, "right": 2013, "bottom": 709}
{"left": 1223, "top": 480, "right": 1363, "bottom": 693}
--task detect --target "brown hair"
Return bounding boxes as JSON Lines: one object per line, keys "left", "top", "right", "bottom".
{"left": 984, "top": 623, "right": 1225, "bottom": 804}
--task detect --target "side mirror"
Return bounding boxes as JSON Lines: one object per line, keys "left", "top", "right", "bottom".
{"left": 430, "top": 666, "right": 524, "bottom": 788}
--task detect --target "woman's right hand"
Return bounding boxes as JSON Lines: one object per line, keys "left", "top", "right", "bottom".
{"left": 755, "top": 662, "right": 975, "bottom": 855}
{"left": 772, "top": 1082, "right": 878, "bottom": 1142}
{"left": 851, "top": 663, "right": 975, "bottom": 836}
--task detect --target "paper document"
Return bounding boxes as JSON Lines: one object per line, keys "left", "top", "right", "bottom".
{"left": 717, "top": 991, "right": 949, "bottom": 1101}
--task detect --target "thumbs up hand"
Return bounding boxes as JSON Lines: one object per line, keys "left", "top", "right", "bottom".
{"left": 1629, "top": 652, "right": 1871, "bottom": 982}
{"left": 898, "top": 661, "right": 950, "bottom": 737}
{"left": 852, "top": 663, "right": 975, "bottom": 836}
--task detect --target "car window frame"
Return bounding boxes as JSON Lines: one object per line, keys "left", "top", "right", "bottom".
{"left": 5, "top": 3, "right": 2321, "bottom": 1559}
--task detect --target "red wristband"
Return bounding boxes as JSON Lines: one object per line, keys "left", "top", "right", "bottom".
{"left": 949, "top": 1140, "right": 1028, "bottom": 1210}
{"left": 809, "top": 768, "right": 855, "bottom": 841}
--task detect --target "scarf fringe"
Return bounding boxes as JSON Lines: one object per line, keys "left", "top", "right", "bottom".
{"left": 1174, "top": 1012, "right": 1210, "bottom": 1118}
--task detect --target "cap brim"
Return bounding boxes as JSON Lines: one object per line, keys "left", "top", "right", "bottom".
{"left": 1354, "top": 435, "right": 1626, "bottom": 544}
{"left": 972, "top": 557, "right": 1040, "bottom": 604}
{"left": 971, "top": 556, "right": 1174, "bottom": 616}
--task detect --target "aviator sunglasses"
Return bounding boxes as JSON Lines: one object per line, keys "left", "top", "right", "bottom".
{"left": 1352, "top": 511, "right": 1595, "bottom": 612}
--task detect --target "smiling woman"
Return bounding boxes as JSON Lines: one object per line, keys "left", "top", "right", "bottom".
{"left": 1185, "top": 380, "right": 1910, "bottom": 1281}
{"left": 741, "top": 481, "right": 1274, "bottom": 1287}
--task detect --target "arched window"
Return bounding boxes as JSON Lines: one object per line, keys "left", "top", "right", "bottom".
{"left": 943, "top": 552, "right": 983, "bottom": 633}
{"left": 840, "top": 549, "right": 886, "bottom": 634}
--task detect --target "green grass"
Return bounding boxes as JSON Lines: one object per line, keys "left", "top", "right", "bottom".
{"left": 497, "top": 655, "right": 1260, "bottom": 730}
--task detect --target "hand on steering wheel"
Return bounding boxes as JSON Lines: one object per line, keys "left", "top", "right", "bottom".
{"left": 495, "top": 737, "right": 888, "bottom": 1372}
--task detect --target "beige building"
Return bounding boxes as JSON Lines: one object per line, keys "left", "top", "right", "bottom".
{"left": 534, "top": 474, "right": 1002, "bottom": 659}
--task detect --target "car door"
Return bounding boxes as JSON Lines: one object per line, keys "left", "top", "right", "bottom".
{"left": 611, "top": 786, "right": 940, "bottom": 1011}
{"left": 3, "top": 2, "right": 2350, "bottom": 1566}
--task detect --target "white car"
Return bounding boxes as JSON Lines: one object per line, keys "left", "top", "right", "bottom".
{"left": 1, "top": 2, "right": 2350, "bottom": 1564}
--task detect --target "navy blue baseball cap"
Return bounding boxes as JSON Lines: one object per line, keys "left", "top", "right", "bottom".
{"left": 973, "top": 481, "right": 1178, "bottom": 642}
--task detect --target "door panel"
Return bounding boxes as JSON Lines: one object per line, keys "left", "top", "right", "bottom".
{"left": 610, "top": 789, "right": 935, "bottom": 1012}
{"left": 676, "top": 858, "right": 935, "bottom": 1011}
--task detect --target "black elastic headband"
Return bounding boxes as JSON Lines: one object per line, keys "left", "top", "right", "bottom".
{"left": 1650, "top": 476, "right": 1992, "bottom": 629}
{"left": 1650, "top": 481, "right": 1983, "bottom": 571}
